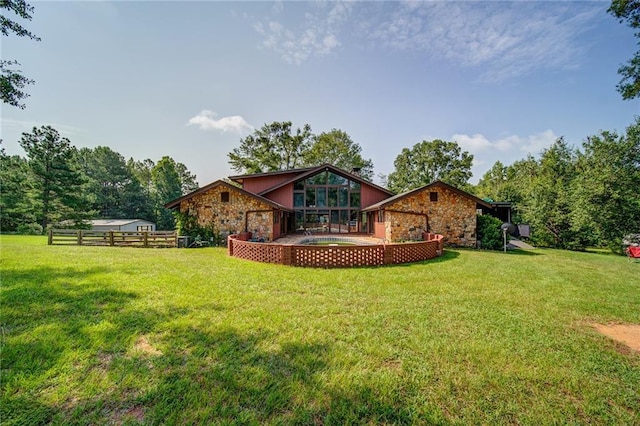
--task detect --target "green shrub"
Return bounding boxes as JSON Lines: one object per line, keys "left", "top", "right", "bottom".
{"left": 17, "top": 222, "right": 43, "bottom": 235}
{"left": 174, "top": 211, "right": 225, "bottom": 246}
{"left": 476, "top": 214, "right": 503, "bottom": 250}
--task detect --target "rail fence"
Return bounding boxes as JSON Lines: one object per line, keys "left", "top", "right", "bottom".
{"left": 228, "top": 233, "right": 444, "bottom": 268}
{"left": 48, "top": 229, "right": 177, "bottom": 248}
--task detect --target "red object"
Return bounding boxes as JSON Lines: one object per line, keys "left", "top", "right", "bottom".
{"left": 627, "top": 246, "right": 640, "bottom": 258}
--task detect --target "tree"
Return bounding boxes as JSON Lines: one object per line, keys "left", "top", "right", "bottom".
{"left": 521, "top": 138, "right": 584, "bottom": 249}
{"left": 175, "top": 161, "right": 199, "bottom": 194}
{"left": 228, "top": 121, "right": 312, "bottom": 173}
{"left": 19, "top": 126, "right": 88, "bottom": 229}
{"left": 0, "top": 146, "right": 34, "bottom": 231}
{"left": 151, "top": 156, "right": 196, "bottom": 230}
{"left": 1, "top": 0, "right": 40, "bottom": 108}
{"left": 608, "top": 0, "right": 640, "bottom": 99}
{"left": 386, "top": 139, "right": 473, "bottom": 193}
{"left": 77, "top": 146, "right": 151, "bottom": 220}
{"left": 573, "top": 119, "right": 640, "bottom": 251}
{"left": 302, "top": 129, "right": 374, "bottom": 180}
{"left": 474, "top": 160, "right": 508, "bottom": 201}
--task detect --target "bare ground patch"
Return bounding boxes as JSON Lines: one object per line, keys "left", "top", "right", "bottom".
{"left": 133, "top": 335, "right": 162, "bottom": 356}
{"left": 592, "top": 323, "right": 640, "bottom": 353}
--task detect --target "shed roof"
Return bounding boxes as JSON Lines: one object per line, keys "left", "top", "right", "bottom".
{"left": 90, "top": 219, "right": 154, "bottom": 226}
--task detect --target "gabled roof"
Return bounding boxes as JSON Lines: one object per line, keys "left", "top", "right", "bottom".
{"left": 257, "top": 163, "right": 394, "bottom": 197}
{"left": 362, "top": 180, "right": 493, "bottom": 211}
{"left": 164, "top": 180, "right": 292, "bottom": 211}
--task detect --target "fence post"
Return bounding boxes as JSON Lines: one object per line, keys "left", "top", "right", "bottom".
{"left": 48, "top": 229, "right": 53, "bottom": 245}
{"left": 109, "top": 231, "right": 114, "bottom": 246}
{"left": 383, "top": 245, "right": 393, "bottom": 265}
{"left": 77, "top": 230, "right": 82, "bottom": 245}
{"left": 143, "top": 231, "right": 149, "bottom": 247}
{"left": 282, "top": 245, "right": 292, "bottom": 265}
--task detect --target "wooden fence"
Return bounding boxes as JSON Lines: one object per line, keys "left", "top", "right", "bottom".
{"left": 228, "top": 234, "right": 444, "bottom": 268}
{"left": 48, "top": 229, "right": 177, "bottom": 248}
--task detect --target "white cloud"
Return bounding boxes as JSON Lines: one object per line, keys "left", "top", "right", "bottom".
{"left": 452, "top": 133, "right": 512, "bottom": 152}
{"left": 253, "top": 1, "right": 352, "bottom": 65}
{"left": 517, "top": 129, "right": 559, "bottom": 154}
{"left": 364, "top": 2, "right": 602, "bottom": 81}
{"left": 251, "top": 2, "right": 602, "bottom": 78}
{"left": 452, "top": 130, "right": 558, "bottom": 155}
{"left": 187, "top": 110, "right": 253, "bottom": 134}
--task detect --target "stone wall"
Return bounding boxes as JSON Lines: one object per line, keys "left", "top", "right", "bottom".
{"left": 382, "top": 185, "right": 477, "bottom": 246}
{"left": 179, "top": 185, "right": 275, "bottom": 241}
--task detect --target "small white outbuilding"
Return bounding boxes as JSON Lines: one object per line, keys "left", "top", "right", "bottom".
{"left": 89, "top": 219, "right": 156, "bottom": 232}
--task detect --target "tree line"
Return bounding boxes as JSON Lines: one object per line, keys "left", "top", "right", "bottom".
{"left": 474, "top": 118, "right": 640, "bottom": 252}
{"left": 0, "top": 125, "right": 198, "bottom": 232}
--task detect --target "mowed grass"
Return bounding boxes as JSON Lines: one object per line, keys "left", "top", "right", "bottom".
{"left": 1, "top": 235, "right": 639, "bottom": 425}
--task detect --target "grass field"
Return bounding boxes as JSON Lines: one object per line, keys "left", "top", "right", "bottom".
{"left": 1, "top": 235, "right": 639, "bottom": 425}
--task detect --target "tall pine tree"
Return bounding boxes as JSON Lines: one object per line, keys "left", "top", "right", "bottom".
{"left": 19, "top": 126, "right": 88, "bottom": 228}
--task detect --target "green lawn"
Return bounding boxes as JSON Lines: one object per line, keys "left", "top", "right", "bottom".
{"left": 1, "top": 235, "right": 639, "bottom": 425}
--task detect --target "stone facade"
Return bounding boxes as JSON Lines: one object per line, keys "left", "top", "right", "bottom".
{"left": 381, "top": 185, "right": 477, "bottom": 246}
{"left": 179, "top": 184, "right": 276, "bottom": 241}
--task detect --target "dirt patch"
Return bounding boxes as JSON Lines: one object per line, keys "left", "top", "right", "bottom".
{"left": 134, "top": 335, "right": 162, "bottom": 356}
{"left": 592, "top": 323, "right": 640, "bottom": 352}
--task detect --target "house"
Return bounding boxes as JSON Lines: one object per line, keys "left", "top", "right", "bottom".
{"left": 165, "top": 164, "right": 505, "bottom": 246}
{"left": 89, "top": 219, "right": 156, "bottom": 232}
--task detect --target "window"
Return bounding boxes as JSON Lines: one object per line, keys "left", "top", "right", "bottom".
{"left": 338, "top": 188, "right": 349, "bottom": 207}
{"left": 306, "top": 171, "right": 326, "bottom": 185}
{"left": 137, "top": 225, "right": 153, "bottom": 231}
{"left": 350, "top": 192, "right": 360, "bottom": 208}
{"left": 305, "top": 187, "right": 316, "bottom": 207}
{"left": 221, "top": 191, "right": 230, "bottom": 203}
{"left": 316, "top": 187, "right": 327, "bottom": 207}
{"left": 430, "top": 192, "right": 438, "bottom": 202}
{"left": 327, "top": 172, "right": 348, "bottom": 185}
{"left": 328, "top": 188, "right": 338, "bottom": 207}
{"left": 292, "top": 170, "right": 363, "bottom": 233}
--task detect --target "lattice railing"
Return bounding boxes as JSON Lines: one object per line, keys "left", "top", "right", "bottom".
{"left": 230, "top": 239, "right": 284, "bottom": 264}
{"left": 291, "top": 245, "right": 385, "bottom": 268}
{"left": 389, "top": 241, "right": 437, "bottom": 264}
{"left": 228, "top": 234, "right": 444, "bottom": 268}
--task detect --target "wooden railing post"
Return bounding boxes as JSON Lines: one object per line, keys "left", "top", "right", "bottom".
{"left": 109, "top": 231, "right": 114, "bottom": 246}
{"left": 48, "top": 229, "right": 53, "bottom": 245}
{"left": 143, "top": 231, "right": 149, "bottom": 247}
{"left": 77, "top": 230, "right": 82, "bottom": 245}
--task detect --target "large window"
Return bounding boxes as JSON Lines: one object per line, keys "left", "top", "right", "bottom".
{"left": 293, "top": 170, "right": 361, "bottom": 233}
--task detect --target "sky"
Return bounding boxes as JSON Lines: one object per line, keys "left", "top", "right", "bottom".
{"left": 2, "top": 0, "right": 639, "bottom": 186}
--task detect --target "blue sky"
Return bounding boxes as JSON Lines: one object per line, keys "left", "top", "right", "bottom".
{"left": 2, "top": 1, "right": 638, "bottom": 186}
